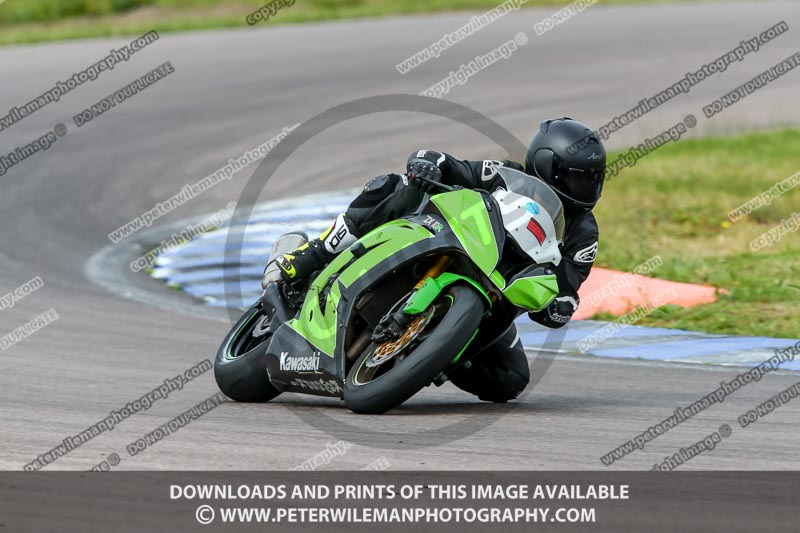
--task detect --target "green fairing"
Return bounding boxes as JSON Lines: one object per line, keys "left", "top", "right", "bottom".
{"left": 431, "top": 190, "right": 499, "bottom": 276}
{"left": 403, "top": 272, "right": 492, "bottom": 315}
{"left": 502, "top": 274, "right": 559, "bottom": 312}
{"left": 286, "top": 220, "right": 432, "bottom": 356}
{"left": 489, "top": 269, "right": 506, "bottom": 290}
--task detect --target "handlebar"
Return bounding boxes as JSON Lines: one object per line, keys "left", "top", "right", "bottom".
{"left": 413, "top": 175, "right": 461, "bottom": 192}
{"left": 414, "top": 176, "right": 497, "bottom": 216}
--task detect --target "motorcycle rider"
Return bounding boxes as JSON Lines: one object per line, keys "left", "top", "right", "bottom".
{"left": 265, "top": 117, "right": 605, "bottom": 402}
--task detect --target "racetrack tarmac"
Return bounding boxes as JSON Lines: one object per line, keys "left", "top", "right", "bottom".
{"left": 1, "top": 1, "right": 800, "bottom": 471}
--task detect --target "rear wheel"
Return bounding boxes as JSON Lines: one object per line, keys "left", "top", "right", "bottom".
{"left": 344, "top": 285, "right": 483, "bottom": 414}
{"left": 215, "top": 303, "right": 282, "bottom": 402}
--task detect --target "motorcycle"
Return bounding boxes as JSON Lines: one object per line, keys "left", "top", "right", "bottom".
{"left": 214, "top": 166, "right": 565, "bottom": 414}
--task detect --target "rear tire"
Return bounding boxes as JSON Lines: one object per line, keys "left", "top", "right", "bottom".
{"left": 344, "top": 285, "right": 483, "bottom": 414}
{"left": 215, "top": 303, "right": 282, "bottom": 402}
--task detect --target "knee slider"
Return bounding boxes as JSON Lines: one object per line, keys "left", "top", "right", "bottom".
{"left": 478, "top": 368, "right": 529, "bottom": 403}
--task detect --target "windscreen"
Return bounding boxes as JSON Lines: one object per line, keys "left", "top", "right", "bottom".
{"left": 496, "top": 167, "right": 566, "bottom": 241}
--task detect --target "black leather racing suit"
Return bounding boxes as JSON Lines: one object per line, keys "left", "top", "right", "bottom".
{"left": 342, "top": 150, "right": 599, "bottom": 402}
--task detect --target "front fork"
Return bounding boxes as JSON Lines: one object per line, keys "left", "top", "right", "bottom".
{"left": 371, "top": 256, "right": 453, "bottom": 343}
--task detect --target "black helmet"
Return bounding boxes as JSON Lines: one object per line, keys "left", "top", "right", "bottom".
{"left": 525, "top": 117, "right": 606, "bottom": 212}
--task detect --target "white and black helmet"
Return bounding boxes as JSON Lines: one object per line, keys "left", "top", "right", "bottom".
{"left": 525, "top": 117, "right": 606, "bottom": 212}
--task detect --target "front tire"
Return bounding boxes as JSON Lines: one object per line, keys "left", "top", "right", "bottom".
{"left": 344, "top": 285, "right": 483, "bottom": 414}
{"left": 215, "top": 303, "right": 282, "bottom": 402}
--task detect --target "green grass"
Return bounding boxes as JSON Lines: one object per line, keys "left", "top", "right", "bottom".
{"left": 594, "top": 129, "right": 800, "bottom": 339}
{"left": 0, "top": 0, "right": 706, "bottom": 46}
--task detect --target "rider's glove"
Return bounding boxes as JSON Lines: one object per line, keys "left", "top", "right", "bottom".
{"left": 406, "top": 158, "right": 443, "bottom": 194}
{"left": 528, "top": 295, "right": 578, "bottom": 329}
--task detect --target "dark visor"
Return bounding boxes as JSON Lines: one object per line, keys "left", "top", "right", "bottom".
{"left": 560, "top": 167, "right": 604, "bottom": 206}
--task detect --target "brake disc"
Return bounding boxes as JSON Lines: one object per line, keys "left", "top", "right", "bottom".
{"left": 365, "top": 306, "right": 435, "bottom": 368}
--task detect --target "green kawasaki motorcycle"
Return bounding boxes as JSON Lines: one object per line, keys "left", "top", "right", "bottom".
{"left": 215, "top": 167, "right": 565, "bottom": 414}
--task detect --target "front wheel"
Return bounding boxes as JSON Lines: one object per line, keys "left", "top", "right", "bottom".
{"left": 344, "top": 285, "right": 483, "bottom": 414}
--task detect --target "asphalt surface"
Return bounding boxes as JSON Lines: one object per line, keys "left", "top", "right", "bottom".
{"left": 2, "top": 1, "right": 800, "bottom": 471}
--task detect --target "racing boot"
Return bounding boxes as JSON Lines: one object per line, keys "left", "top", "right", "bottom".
{"left": 261, "top": 232, "right": 308, "bottom": 289}
{"left": 268, "top": 214, "right": 358, "bottom": 286}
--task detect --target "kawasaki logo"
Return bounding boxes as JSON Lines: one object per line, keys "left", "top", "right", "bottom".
{"left": 280, "top": 352, "right": 321, "bottom": 373}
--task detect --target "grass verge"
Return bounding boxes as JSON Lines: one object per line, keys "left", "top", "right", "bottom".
{"left": 0, "top": 0, "right": 706, "bottom": 46}
{"left": 594, "top": 128, "right": 800, "bottom": 339}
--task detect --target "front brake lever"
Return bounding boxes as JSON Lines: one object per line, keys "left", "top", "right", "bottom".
{"left": 415, "top": 175, "right": 457, "bottom": 192}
